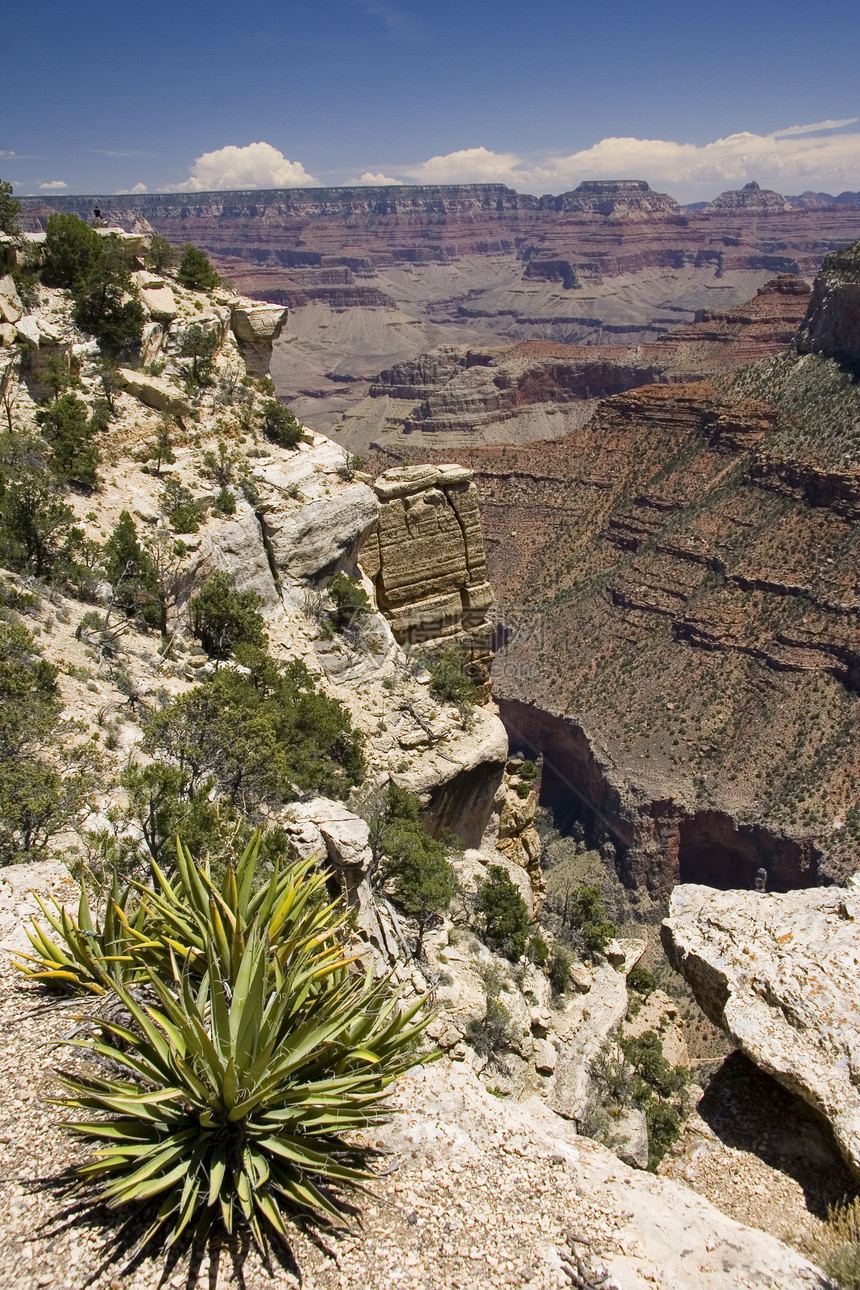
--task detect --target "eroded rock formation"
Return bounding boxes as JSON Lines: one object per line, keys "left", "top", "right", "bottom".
{"left": 23, "top": 183, "right": 860, "bottom": 430}
{"left": 359, "top": 463, "right": 496, "bottom": 694}
{"left": 663, "top": 878, "right": 860, "bottom": 1178}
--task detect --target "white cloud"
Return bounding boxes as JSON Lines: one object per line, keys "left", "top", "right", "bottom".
{"left": 381, "top": 121, "right": 860, "bottom": 201}
{"left": 400, "top": 146, "right": 524, "bottom": 185}
{"left": 350, "top": 171, "right": 403, "bottom": 186}
{"left": 0, "top": 150, "right": 14, "bottom": 160}
{"left": 167, "top": 142, "right": 318, "bottom": 192}
{"left": 772, "top": 118, "right": 858, "bottom": 138}
{"left": 116, "top": 182, "right": 148, "bottom": 194}
{"left": 39, "top": 179, "right": 68, "bottom": 191}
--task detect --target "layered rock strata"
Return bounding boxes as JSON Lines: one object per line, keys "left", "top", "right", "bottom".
{"left": 24, "top": 182, "right": 860, "bottom": 425}
{"left": 663, "top": 878, "right": 860, "bottom": 1179}
{"left": 359, "top": 464, "right": 496, "bottom": 695}
{"left": 346, "top": 275, "right": 811, "bottom": 448}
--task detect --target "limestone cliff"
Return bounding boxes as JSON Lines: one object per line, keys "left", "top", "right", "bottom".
{"left": 358, "top": 463, "right": 496, "bottom": 696}
{"left": 796, "top": 240, "right": 860, "bottom": 374}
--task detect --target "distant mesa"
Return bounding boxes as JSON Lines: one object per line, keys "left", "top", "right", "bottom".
{"left": 540, "top": 179, "right": 682, "bottom": 217}
{"left": 703, "top": 180, "right": 791, "bottom": 213}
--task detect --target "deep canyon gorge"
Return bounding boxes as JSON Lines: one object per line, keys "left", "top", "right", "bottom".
{"left": 22, "top": 179, "right": 860, "bottom": 906}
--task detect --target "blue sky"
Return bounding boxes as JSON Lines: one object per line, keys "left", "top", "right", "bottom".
{"left": 3, "top": 0, "right": 859, "bottom": 200}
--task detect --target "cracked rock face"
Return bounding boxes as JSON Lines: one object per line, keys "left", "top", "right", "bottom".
{"left": 662, "top": 878, "right": 860, "bottom": 1178}
{"left": 360, "top": 464, "right": 495, "bottom": 694}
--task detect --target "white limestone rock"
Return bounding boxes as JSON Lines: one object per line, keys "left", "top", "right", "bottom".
{"left": 118, "top": 367, "right": 191, "bottom": 418}
{"left": 181, "top": 496, "right": 281, "bottom": 609}
{"left": 662, "top": 877, "right": 860, "bottom": 1178}
{"left": 230, "top": 302, "right": 288, "bottom": 376}
{"left": 0, "top": 275, "right": 22, "bottom": 324}
{"left": 383, "top": 1062, "right": 828, "bottom": 1289}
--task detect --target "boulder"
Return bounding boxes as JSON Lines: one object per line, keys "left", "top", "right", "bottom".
{"left": 663, "top": 878, "right": 860, "bottom": 1178}
{"left": 546, "top": 956, "right": 631, "bottom": 1124}
{"left": 0, "top": 275, "right": 22, "bottom": 324}
{"left": 611, "top": 1105, "right": 649, "bottom": 1169}
{"left": 135, "top": 274, "right": 177, "bottom": 323}
{"left": 118, "top": 368, "right": 191, "bottom": 419}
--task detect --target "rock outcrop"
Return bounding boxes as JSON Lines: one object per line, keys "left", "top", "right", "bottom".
{"left": 703, "top": 181, "right": 791, "bottom": 213}
{"left": 230, "top": 300, "right": 288, "bottom": 375}
{"left": 796, "top": 239, "right": 860, "bottom": 374}
{"left": 359, "top": 464, "right": 496, "bottom": 694}
{"left": 662, "top": 878, "right": 860, "bottom": 1179}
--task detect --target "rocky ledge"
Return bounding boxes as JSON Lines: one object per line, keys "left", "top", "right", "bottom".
{"left": 662, "top": 879, "right": 860, "bottom": 1179}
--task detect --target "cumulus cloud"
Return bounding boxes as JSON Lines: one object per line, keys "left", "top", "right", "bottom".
{"left": 167, "top": 142, "right": 319, "bottom": 192}
{"left": 350, "top": 171, "right": 403, "bottom": 186}
{"left": 384, "top": 121, "right": 860, "bottom": 201}
{"left": 39, "top": 180, "right": 68, "bottom": 191}
{"left": 116, "top": 182, "right": 148, "bottom": 194}
{"left": 0, "top": 150, "right": 14, "bottom": 160}
{"left": 400, "top": 146, "right": 525, "bottom": 185}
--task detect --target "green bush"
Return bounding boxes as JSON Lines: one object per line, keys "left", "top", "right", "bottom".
{"left": 0, "top": 178, "right": 21, "bottom": 236}
{"left": 0, "top": 439, "right": 83, "bottom": 580}
{"left": 425, "top": 643, "right": 479, "bottom": 719}
{"left": 160, "top": 479, "right": 203, "bottom": 532}
{"left": 72, "top": 250, "right": 145, "bottom": 352}
{"left": 514, "top": 758, "right": 540, "bottom": 798}
{"left": 145, "top": 235, "right": 177, "bottom": 274}
{"left": 0, "top": 618, "right": 95, "bottom": 863}
{"left": 547, "top": 943, "right": 573, "bottom": 995}
{"left": 644, "top": 1098, "right": 681, "bottom": 1171}
{"left": 189, "top": 570, "right": 267, "bottom": 659}
{"left": 143, "top": 646, "right": 365, "bottom": 807}
{"left": 475, "top": 864, "right": 529, "bottom": 961}
{"left": 179, "top": 322, "right": 220, "bottom": 387}
{"left": 326, "top": 571, "right": 371, "bottom": 633}
{"left": 621, "top": 1030, "right": 689, "bottom": 1099}
{"left": 465, "top": 993, "right": 514, "bottom": 1061}
{"left": 42, "top": 213, "right": 103, "bottom": 290}
{"left": 371, "top": 783, "right": 454, "bottom": 954}
{"left": 103, "top": 510, "right": 160, "bottom": 627}
{"left": 28, "top": 835, "right": 429, "bottom": 1265}
{"left": 36, "top": 393, "right": 100, "bottom": 489}
{"left": 176, "top": 243, "right": 221, "bottom": 291}
{"left": 42, "top": 215, "right": 144, "bottom": 352}
{"left": 567, "top": 884, "right": 616, "bottom": 956}
{"left": 627, "top": 964, "right": 657, "bottom": 997}
{"left": 261, "top": 399, "right": 302, "bottom": 449}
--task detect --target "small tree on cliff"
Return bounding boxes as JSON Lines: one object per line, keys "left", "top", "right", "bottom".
{"left": 176, "top": 243, "right": 221, "bottom": 291}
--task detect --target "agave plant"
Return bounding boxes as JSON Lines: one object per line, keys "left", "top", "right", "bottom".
{"left": 16, "top": 878, "right": 153, "bottom": 995}
{"left": 48, "top": 835, "right": 431, "bottom": 1261}
{"left": 17, "top": 835, "right": 344, "bottom": 999}
{"left": 131, "top": 836, "right": 349, "bottom": 990}
{"left": 56, "top": 922, "right": 428, "bottom": 1256}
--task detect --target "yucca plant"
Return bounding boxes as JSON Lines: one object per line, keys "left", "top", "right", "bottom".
{"left": 131, "top": 837, "right": 349, "bottom": 990}
{"left": 46, "top": 835, "right": 432, "bottom": 1265}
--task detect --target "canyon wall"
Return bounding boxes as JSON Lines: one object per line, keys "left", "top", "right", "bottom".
{"left": 23, "top": 183, "right": 860, "bottom": 429}
{"left": 360, "top": 258, "right": 860, "bottom": 900}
